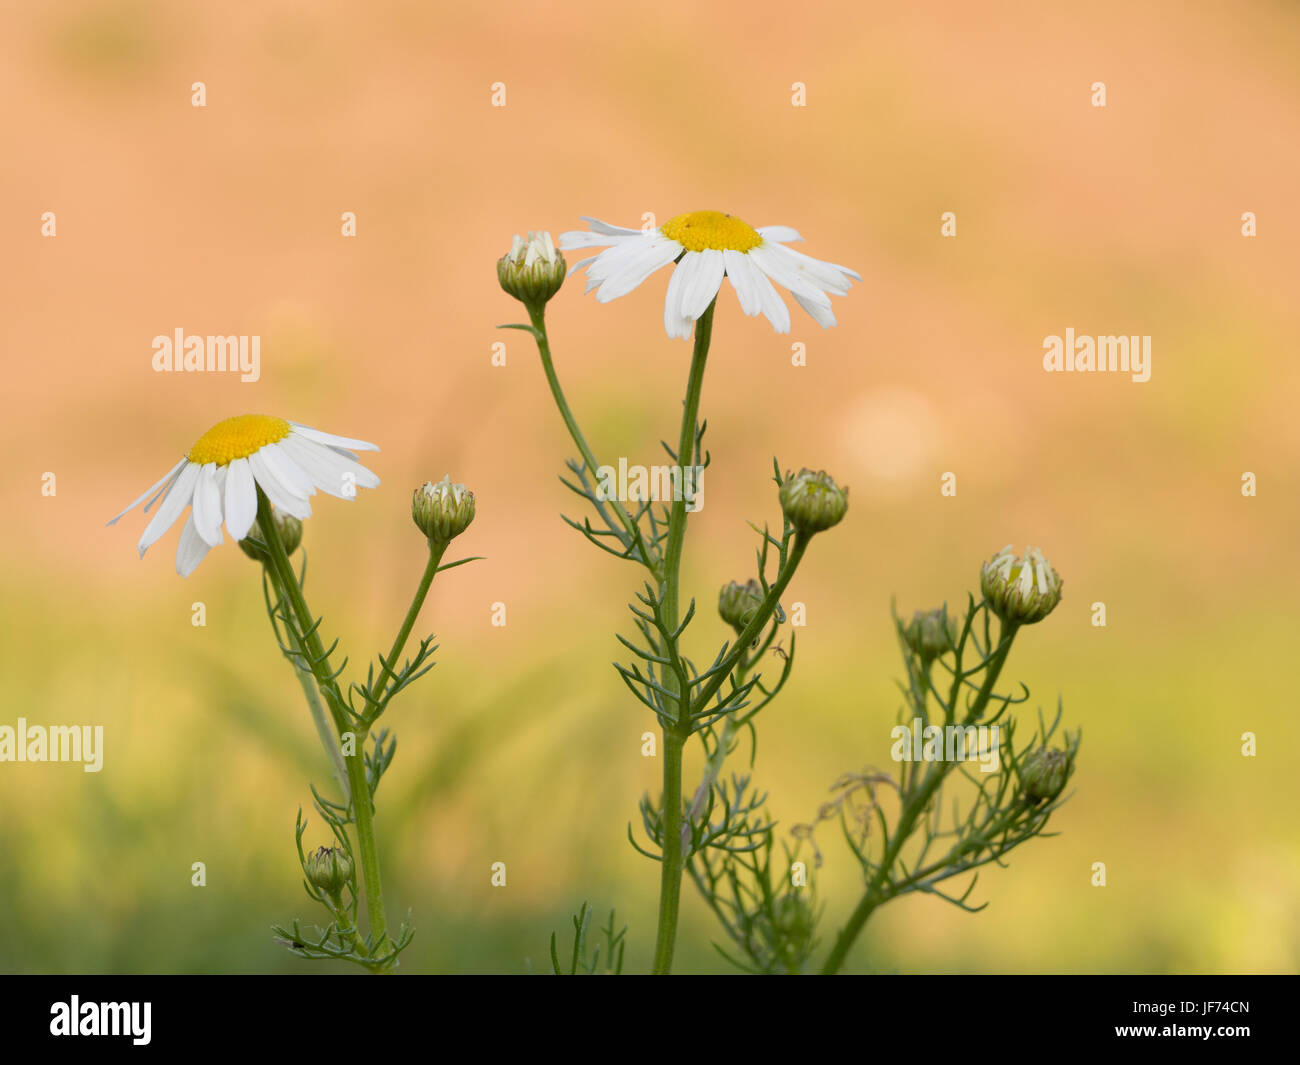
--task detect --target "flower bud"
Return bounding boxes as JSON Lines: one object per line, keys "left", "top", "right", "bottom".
{"left": 718, "top": 578, "right": 763, "bottom": 634}
{"left": 1019, "top": 747, "right": 1071, "bottom": 801}
{"left": 238, "top": 509, "right": 303, "bottom": 563}
{"left": 498, "top": 230, "right": 566, "bottom": 306}
{"left": 304, "top": 845, "right": 353, "bottom": 899}
{"left": 904, "top": 606, "right": 957, "bottom": 661}
{"left": 778, "top": 468, "right": 848, "bottom": 535}
{"left": 980, "top": 545, "right": 1062, "bottom": 625}
{"left": 412, "top": 475, "right": 476, "bottom": 544}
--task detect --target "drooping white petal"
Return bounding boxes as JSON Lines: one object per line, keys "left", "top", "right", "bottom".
{"left": 175, "top": 513, "right": 215, "bottom": 578}
{"left": 681, "top": 248, "right": 726, "bottom": 321}
{"left": 288, "top": 423, "right": 379, "bottom": 453}
{"left": 749, "top": 263, "right": 791, "bottom": 334}
{"left": 261, "top": 442, "right": 317, "bottom": 499}
{"left": 763, "top": 240, "right": 862, "bottom": 292}
{"left": 583, "top": 235, "right": 654, "bottom": 285}
{"left": 558, "top": 229, "right": 639, "bottom": 251}
{"left": 581, "top": 216, "right": 647, "bottom": 237}
{"left": 597, "top": 239, "right": 682, "bottom": 303}
{"left": 662, "top": 252, "right": 697, "bottom": 340}
{"left": 756, "top": 225, "right": 803, "bottom": 243}
{"left": 747, "top": 244, "right": 834, "bottom": 308}
{"left": 793, "top": 291, "right": 837, "bottom": 329}
{"left": 249, "top": 449, "right": 312, "bottom": 520}
{"left": 137, "top": 462, "right": 200, "bottom": 557}
{"left": 566, "top": 254, "right": 599, "bottom": 277}
{"left": 723, "top": 250, "right": 763, "bottom": 317}
{"left": 191, "top": 462, "right": 225, "bottom": 547}
{"left": 107, "top": 458, "right": 186, "bottom": 526}
{"left": 279, "top": 434, "right": 380, "bottom": 499}
{"left": 224, "top": 457, "right": 257, "bottom": 541}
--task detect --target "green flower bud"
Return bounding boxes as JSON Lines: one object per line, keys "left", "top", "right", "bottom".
{"left": 770, "top": 892, "right": 816, "bottom": 943}
{"left": 718, "top": 578, "right": 763, "bottom": 634}
{"left": 498, "top": 231, "right": 566, "bottom": 306}
{"left": 238, "top": 509, "right": 302, "bottom": 563}
{"left": 904, "top": 606, "right": 957, "bottom": 661}
{"left": 1020, "top": 747, "right": 1071, "bottom": 802}
{"left": 759, "top": 892, "right": 817, "bottom": 972}
{"left": 412, "top": 475, "right": 476, "bottom": 544}
{"left": 980, "top": 545, "right": 1062, "bottom": 625}
{"left": 304, "top": 845, "right": 352, "bottom": 899}
{"left": 778, "top": 468, "right": 849, "bottom": 535}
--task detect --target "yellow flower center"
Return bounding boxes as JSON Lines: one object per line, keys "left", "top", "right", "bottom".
{"left": 188, "top": 414, "right": 291, "bottom": 466}
{"left": 661, "top": 210, "right": 763, "bottom": 253}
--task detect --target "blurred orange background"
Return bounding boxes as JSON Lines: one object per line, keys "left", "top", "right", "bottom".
{"left": 1, "top": 0, "right": 1297, "bottom": 973}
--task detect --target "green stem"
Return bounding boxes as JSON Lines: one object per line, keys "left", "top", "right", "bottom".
{"left": 651, "top": 726, "right": 687, "bottom": 975}
{"left": 255, "top": 490, "right": 390, "bottom": 961}
{"left": 265, "top": 564, "right": 350, "bottom": 801}
{"left": 369, "top": 540, "right": 447, "bottom": 716}
{"left": 682, "top": 660, "right": 749, "bottom": 854}
{"left": 526, "top": 303, "right": 644, "bottom": 559}
{"left": 820, "top": 618, "right": 1020, "bottom": 975}
{"left": 658, "top": 299, "right": 714, "bottom": 629}
{"left": 650, "top": 299, "right": 715, "bottom": 976}
{"left": 690, "top": 534, "right": 810, "bottom": 717}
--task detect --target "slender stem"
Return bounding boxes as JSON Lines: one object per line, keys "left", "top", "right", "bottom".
{"left": 526, "top": 303, "right": 644, "bottom": 559}
{"left": 651, "top": 726, "right": 687, "bottom": 975}
{"left": 690, "top": 534, "right": 810, "bottom": 717}
{"left": 369, "top": 540, "right": 447, "bottom": 715}
{"left": 255, "top": 490, "right": 390, "bottom": 960}
{"left": 659, "top": 299, "right": 714, "bottom": 630}
{"left": 650, "top": 299, "right": 716, "bottom": 975}
{"left": 264, "top": 564, "right": 350, "bottom": 800}
{"left": 682, "top": 660, "right": 750, "bottom": 854}
{"left": 820, "top": 618, "right": 1020, "bottom": 974}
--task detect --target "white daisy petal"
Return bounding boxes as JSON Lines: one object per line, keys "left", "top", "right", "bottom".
{"left": 137, "top": 462, "right": 200, "bottom": 557}
{"left": 223, "top": 457, "right": 257, "bottom": 541}
{"left": 107, "top": 458, "right": 186, "bottom": 526}
{"left": 248, "top": 449, "right": 312, "bottom": 520}
{"left": 681, "top": 249, "right": 726, "bottom": 320}
{"left": 581, "top": 216, "right": 647, "bottom": 237}
{"left": 747, "top": 243, "right": 834, "bottom": 307}
{"left": 288, "top": 423, "right": 379, "bottom": 453}
{"left": 764, "top": 240, "right": 862, "bottom": 291}
{"left": 566, "top": 254, "right": 599, "bottom": 277}
{"left": 175, "top": 513, "right": 215, "bottom": 578}
{"left": 757, "top": 225, "right": 803, "bottom": 243}
{"left": 793, "top": 291, "right": 837, "bottom": 328}
{"left": 597, "top": 239, "right": 682, "bottom": 302}
{"left": 558, "top": 229, "right": 638, "bottom": 251}
{"left": 192, "top": 462, "right": 225, "bottom": 547}
{"left": 662, "top": 252, "right": 698, "bottom": 340}
{"left": 723, "top": 250, "right": 764, "bottom": 317}
{"left": 754, "top": 274, "right": 790, "bottom": 332}
{"left": 583, "top": 236, "right": 652, "bottom": 285}
{"left": 279, "top": 434, "right": 381, "bottom": 498}
{"left": 262, "top": 442, "right": 317, "bottom": 499}
{"left": 752, "top": 270, "right": 791, "bottom": 333}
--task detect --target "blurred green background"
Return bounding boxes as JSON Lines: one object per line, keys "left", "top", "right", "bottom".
{"left": 2, "top": 0, "right": 1298, "bottom": 973}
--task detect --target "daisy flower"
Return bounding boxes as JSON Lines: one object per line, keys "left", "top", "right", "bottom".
{"left": 108, "top": 414, "right": 380, "bottom": 577}
{"left": 558, "top": 210, "right": 861, "bottom": 339}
